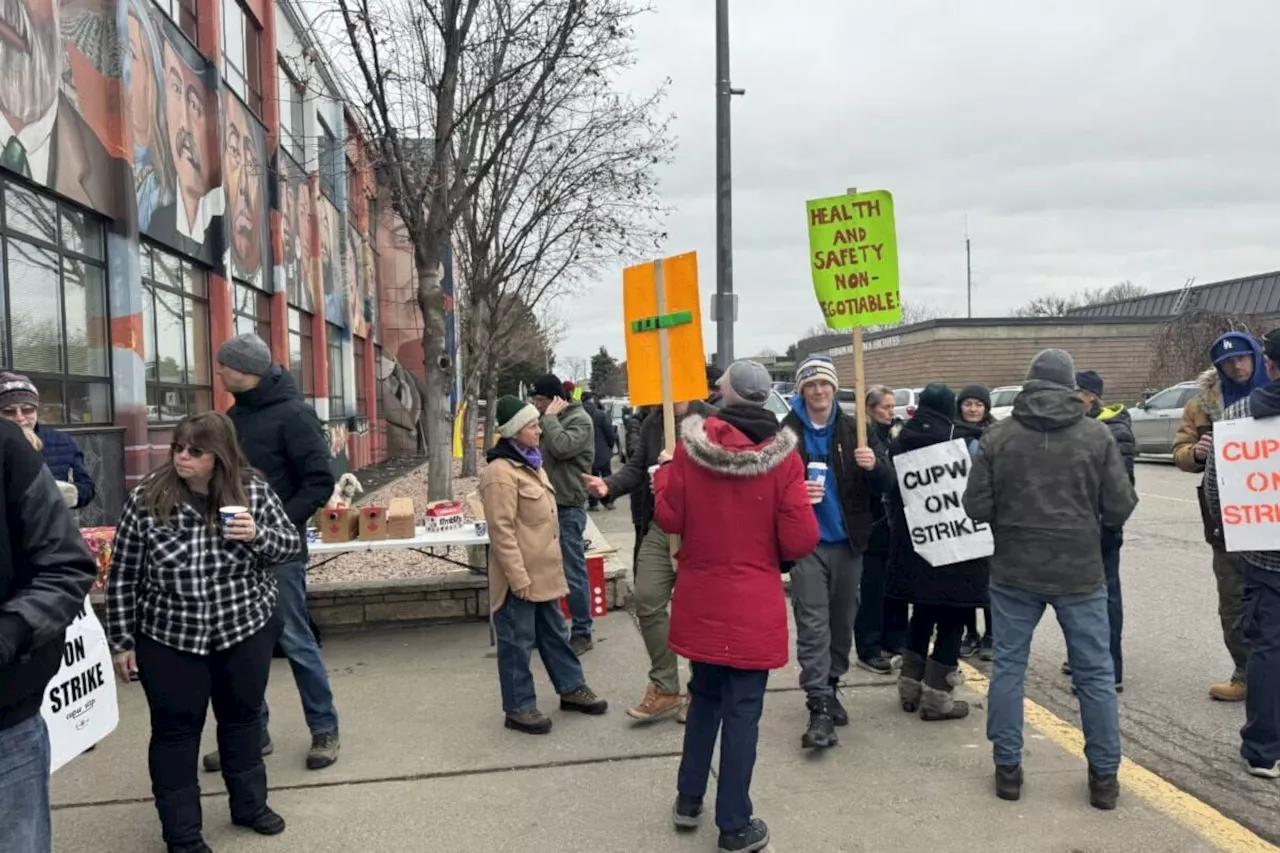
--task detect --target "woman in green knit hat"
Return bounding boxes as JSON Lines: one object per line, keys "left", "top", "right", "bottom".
{"left": 479, "top": 395, "right": 609, "bottom": 734}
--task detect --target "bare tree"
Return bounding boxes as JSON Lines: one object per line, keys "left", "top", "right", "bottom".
{"left": 861, "top": 300, "right": 953, "bottom": 333}
{"left": 322, "top": 0, "right": 637, "bottom": 499}
{"left": 450, "top": 10, "right": 670, "bottom": 475}
{"left": 1013, "top": 281, "right": 1149, "bottom": 318}
{"left": 1012, "top": 294, "right": 1083, "bottom": 318}
{"left": 1148, "top": 310, "right": 1260, "bottom": 389}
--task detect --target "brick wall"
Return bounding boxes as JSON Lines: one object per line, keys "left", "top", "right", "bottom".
{"left": 827, "top": 320, "right": 1169, "bottom": 405}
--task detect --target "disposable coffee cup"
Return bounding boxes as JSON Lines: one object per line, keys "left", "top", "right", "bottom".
{"left": 807, "top": 462, "right": 828, "bottom": 485}
{"left": 220, "top": 505, "right": 248, "bottom": 534}
{"left": 474, "top": 521, "right": 488, "bottom": 538}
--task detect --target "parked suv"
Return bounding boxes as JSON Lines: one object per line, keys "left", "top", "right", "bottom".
{"left": 988, "top": 386, "right": 1022, "bottom": 420}
{"left": 893, "top": 387, "right": 923, "bottom": 421}
{"left": 1130, "top": 381, "right": 1198, "bottom": 455}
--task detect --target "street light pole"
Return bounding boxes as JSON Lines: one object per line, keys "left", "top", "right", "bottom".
{"left": 715, "top": 0, "right": 744, "bottom": 368}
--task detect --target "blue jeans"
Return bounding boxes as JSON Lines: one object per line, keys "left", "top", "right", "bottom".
{"left": 1103, "top": 546, "right": 1123, "bottom": 684}
{"left": 988, "top": 582, "right": 1120, "bottom": 774}
{"left": 493, "top": 593, "right": 585, "bottom": 713}
{"left": 262, "top": 561, "right": 339, "bottom": 735}
{"left": 1241, "top": 565, "right": 1280, "bottom": 770}
{"left": 678, "top": 662, "right": 769, "bottom": 834}
{"left": 558, "top": 506, "right": 592, "bottom": 638}
{"left": 0, "top": 714, "right": 51, "bottom": 853}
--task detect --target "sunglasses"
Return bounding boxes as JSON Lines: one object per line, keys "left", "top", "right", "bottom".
{"left": 171, "top": 443, "right": 207, "bottom": 459}
{"left": 1, "top": 405, "right": 37, "bottom": 417}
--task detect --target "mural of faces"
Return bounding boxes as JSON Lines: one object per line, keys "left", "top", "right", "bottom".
{"left": 223, "top": 90, "right": 267, "bottom": 284}
{"left": 127, "top": 0, "right": 173, "bottom": 230}
{"left": 320, "top": 198, "right": 346, "bottom": 328}
{"left": 0, "top": 0, "right": 60, "bottom": 130}
{"left": 296, "top": 178, "right": 318, "bottom": 310}
{"left": 277, "top": 158, "right": 315, "bottom": 312}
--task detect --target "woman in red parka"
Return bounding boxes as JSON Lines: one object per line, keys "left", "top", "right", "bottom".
{"left": 652, "top": 360, "right": 819, "bottom": 853}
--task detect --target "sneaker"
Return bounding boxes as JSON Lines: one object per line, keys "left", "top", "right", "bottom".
{"left": 829, "top": 686, "right": 849, "bottom": 727}
{"left": 505, "top": 709, "right": 553, "bottom": 734}
{"left": 306, "top": 730, "right": 340, "bottom": 770}
{"left": 1088, "top": 768, "right": 1120, "bottom": 810}
{"left": 959, "top": 636, "right": 979, "bottom": 659}
{"left": 232, "top": 807, "right": 286, "bottom": 836}
{"left": 203, "top": 731, "right": 273, "bottom": 773}
{"left": 1210, "top": 678, "right": 1247, "bottom": 702}
{"left": 979, "top": 637, "right": 994, "bottom": 662}
{"left": 560, "top": 685, "right": 609, "bottom": 715}
{"left": 626, "top": 684, "right": 682, "bottom": 722}
{"left": 717, "top": 817, "right": 769, "bottom": 853}
{"left": 995, "top": 764, "right": 1023, "bottom": 801}
{"left": 569, "top": 634, "right": 594, "bottom": 657}
{"left": 856, "top": 652, "right": 894, "bottom": 676}
{"left": 1245, "top": 760, "right": 1280, "bottom": 779}
{"left": 677, "top": 693, "right": 690, "bottom": 724}
{"left": 672, "top": 795, "right": 703, "bottom": 830}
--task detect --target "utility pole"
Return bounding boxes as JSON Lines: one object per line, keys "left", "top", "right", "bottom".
{"left": 714, "top": 0, "right": 745, "bottom": 369}
{"left": 965, "top": 216, "right": 973, "bottom": 319}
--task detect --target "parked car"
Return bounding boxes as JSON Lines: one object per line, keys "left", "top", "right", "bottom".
{"left": 989, "top": 385, "right": 1022, "bottom": 420}
{"left": 765, "top": 389, "right": 791, "bottom": 422}
{"left": 599, "top": 397, "right": 630, "bottom": 460}
{"left": 1129, "top": 381, "right": 1198, "bottom": 455}
{"left": 893, "top": 387, "right": 924, "bottom": 421}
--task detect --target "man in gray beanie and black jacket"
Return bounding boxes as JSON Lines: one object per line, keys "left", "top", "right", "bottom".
{"left": 964, "top": 348, "right": 1137, "bottom": 809}
{"left": 204, "top": 333, "right": 340, "bottom": 774}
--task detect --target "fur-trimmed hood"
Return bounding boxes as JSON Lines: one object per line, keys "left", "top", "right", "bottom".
{"left": 1194, "top": 367, "right": 1224, "bottom": 422}
{"left": 680, "top": 413, "right": 797, "bottom": 478}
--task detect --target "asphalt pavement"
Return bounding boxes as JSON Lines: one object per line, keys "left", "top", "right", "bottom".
{"left": 46, "top": 461, "right": 1280, "bottom": 852}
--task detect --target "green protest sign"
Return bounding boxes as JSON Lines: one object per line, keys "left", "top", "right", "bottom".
{"left": 806, "top": 190, "right": 901, "bottom": 329}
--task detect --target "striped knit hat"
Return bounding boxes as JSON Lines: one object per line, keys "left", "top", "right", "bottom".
{"left": 795, "top": 355, "right": 840, "bottom": 394}
{"left": 0, "top": 372, "right": 38, "bottom": 410}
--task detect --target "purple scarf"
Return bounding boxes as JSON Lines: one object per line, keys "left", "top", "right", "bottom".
{"left": 512, "top": 442, "right": 542, "bottom": 469}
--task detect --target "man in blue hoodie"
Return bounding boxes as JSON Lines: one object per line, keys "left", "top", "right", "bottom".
{"left": 781, "top": 356, "right": 892, "bottom": 750}
{"left": 1173, "top": 331, "right": 1269, "bottom": 702}
{"left": 1205, "top": 328, "right": 1280, "bottom": 779}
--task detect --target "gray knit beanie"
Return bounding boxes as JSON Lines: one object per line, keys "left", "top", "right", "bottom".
{"left": 1026, "top": 349, "right": 1075, "bottom": 387}
{"left": 217, "top": 333, "right": 273, "bottom": 377}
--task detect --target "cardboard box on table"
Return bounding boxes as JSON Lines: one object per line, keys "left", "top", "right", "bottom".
{"left": 387, "top": 498, "right": 416, "bottom": 539}
{"left": 318, "top": 507, "right": 359, "bottom": 543}
{"left": 358, "top": 506, "right": 388, "bottom": 540}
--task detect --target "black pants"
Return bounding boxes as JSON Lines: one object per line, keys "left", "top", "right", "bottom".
{"left": 136, "top": 614, "right": 280, "bottom": 846}
{"left": 907, "top": 604, "right": 967, "bottom": 667}
{"left": 963, "top": 607, "right": 993, "bottom": 643}
{"left": 855, "top": 547, "right": 910, "bottom": 658}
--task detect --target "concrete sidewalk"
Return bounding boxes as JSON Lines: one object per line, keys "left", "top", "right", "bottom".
{"left": 50, "top": 609, "right": 1227, "bottom": 853}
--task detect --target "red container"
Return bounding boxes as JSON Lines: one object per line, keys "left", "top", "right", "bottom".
{"left": 560, "top": 555, "right": 607, "bottom": 618}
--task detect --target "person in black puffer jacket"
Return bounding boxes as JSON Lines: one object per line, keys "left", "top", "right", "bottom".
{"left": 854, "top": 385, "right": 907, "bottom": 674}
{"left": 956, "top": 384, "right": 996, "bottom": 661}
{"left": 887, "top": 384, "right": 988, "bottom": 723}
{"left": 581, "top": 394, "right": 618, "bottom": 511}
{"left": 1059, "top": 370, "right": 1136, "bottom": 690}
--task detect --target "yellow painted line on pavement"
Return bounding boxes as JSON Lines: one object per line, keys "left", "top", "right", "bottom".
{"left": 960, "top": 662, "right": 1279, "bottom": 853}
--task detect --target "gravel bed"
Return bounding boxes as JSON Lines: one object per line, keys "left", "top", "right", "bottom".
{"left": 306, "top": 458, "right": 484, "bottom": 582}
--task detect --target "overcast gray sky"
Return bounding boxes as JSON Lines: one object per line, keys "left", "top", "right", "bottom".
{"left": 553, "top": 0, "right": 1280, "bottom": 373}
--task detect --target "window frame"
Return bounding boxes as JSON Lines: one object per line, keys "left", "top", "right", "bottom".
{"left": 231, "top": 279, "right": 271, "bottom": 343}
{"left": 326, "top": 324, "right": 345, "bottom": 417}
{"left": 156, "top": 0, "right": 199, "bottom": 46}
{"left": 287, "top": 307, "right": 315, "bottom": 407}
{"left": 278, "top": 60, "right": 306, "bottom": 164}
{"left": 317, "top": 117, "right": 339, "bottom": 203}
{"left": 0, "top": 180, "right": 113, "bottom": 425}
{"left": 222, "top": 0, "right": 263, "bottom": 116}
{"left": 140, "top": 241, "right": 212, "bottom": 424}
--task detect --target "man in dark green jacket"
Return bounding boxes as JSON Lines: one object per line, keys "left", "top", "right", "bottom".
{"left": 532, "top": 375, "right": 596, "bottom": 654}
{"left": 963, "top": 349, "right": 1137, "bottom": 810}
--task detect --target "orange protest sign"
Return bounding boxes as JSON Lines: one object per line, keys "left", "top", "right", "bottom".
{"left": 623, "top": 252, "right": 707, "bottom": 408}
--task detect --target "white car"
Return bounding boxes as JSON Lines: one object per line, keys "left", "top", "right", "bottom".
{"left": 893, "top": 387, "right": 924, "bottom": 421}
{"left": 988, "top": 386, "right": 1022, "bottom": 420}
{"left": 765, "top": 389, "right": 791, "bottom": 422}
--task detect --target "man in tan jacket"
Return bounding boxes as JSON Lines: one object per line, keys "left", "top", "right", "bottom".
{"left": 1171, "top": 331, "right": 1268, "bottom": 701}
{"left": 480, "top": 396, "right": 609, "bottom": 734}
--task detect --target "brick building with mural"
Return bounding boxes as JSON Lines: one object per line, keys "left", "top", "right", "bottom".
{"left": 0, "top": 0, "right": 442, "bottom": 524}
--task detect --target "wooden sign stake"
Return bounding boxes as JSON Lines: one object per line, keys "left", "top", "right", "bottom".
{"left": 848, "top": 186, "right": 868, "bottom": 448}
{"left": 653, "top": 259, "right": 680, "bottom": 560}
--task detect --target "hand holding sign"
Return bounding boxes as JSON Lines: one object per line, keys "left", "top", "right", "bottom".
{"left": 853, "top": 447, "right": 876, "bottom": 471}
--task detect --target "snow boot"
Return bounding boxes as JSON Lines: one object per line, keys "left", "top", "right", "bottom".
{"left": 897, "top": 650, "right": 926, "bottom": 713}
{"left": 919, "top": 659, "right": 969, "bottom": 721}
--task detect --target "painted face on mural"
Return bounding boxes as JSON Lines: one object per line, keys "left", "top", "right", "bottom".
{"left": 224, "top": 95, "right": 263, "bottom": 275}
{"left": 0, "top": 0, "right": 61, "bottom": 129}
{"left": 282, "top": 180, "right": 297, "bottom": 262}
{"left": 127, "top": 11, "right": 155, "bottom": 146}
{"left": 163, "top": 41, "right": 208, "bottom": 215}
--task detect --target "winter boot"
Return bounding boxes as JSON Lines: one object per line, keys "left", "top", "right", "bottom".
{"left": 801, "top": 695, "right": 838, "bottom": 749}
{"left": 897, "top": 650, "right": 926, "bottom": 713}
{"left": 828, "top": 677, "right": 849, "bottom": 726}
{"left": 995, "top": 764, "right": 1023, "bottom": 801}
{"left": 919, "top": 659, "right": 970, "bottom": 722}
{"left": 1088, "top": 767, "right": 1120, "bottom": 810}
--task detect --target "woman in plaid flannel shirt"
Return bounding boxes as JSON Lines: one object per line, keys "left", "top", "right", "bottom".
{"left": 106, "top": 412, "right": 302, "bottom": 853}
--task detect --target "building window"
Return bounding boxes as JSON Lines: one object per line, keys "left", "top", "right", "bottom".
{"left": 353, "top": 336, "right": 367, "bottom": 417}
{"left": 346, "top": 156, "right": 361, "bottom": 220}
{"left": 156, "top": 0, "right": 198, "bottom": 45}
{"left": 287, "top": 309, "right": 315, "bottom": 407}
{"left": 232, "top": 281, "right": 271, "bottom": 342}
{"left": 140, "top": 242, "right": 211, "bottom": 422}
{"left": 326, "top": 324, "right": 345, "bottom": 416}
{"left": 222, "top": 0, "right": 263, "bottom": 115}
{"left": 278, "top": 61, "right": 306, "bottom": 164}
{"left": 0, "top": 183, "right": 112, "bottom": 424}
{"left": 317, "top": 117, "right": 339, "bottom": 202}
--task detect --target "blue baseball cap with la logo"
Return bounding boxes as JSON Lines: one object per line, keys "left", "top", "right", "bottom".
{"left": 1210, "top": 331, "right": 1258, "bottom": 365}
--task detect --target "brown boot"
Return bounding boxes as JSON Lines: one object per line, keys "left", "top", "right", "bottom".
{"left": 676, "top": 693, "right": 690, "bottom": 724}
{"left": 1210, "top": 678, "right": 1247, "bottom": 702}
{"left": 626, "top": 683, "right": 681, "bottom": 721}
